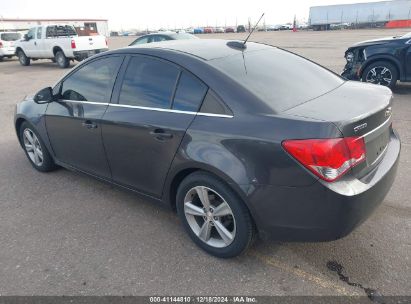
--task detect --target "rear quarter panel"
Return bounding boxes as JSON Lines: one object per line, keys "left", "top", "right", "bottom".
{"left": 164, "top": 113, "right": 342, "bottom": 204}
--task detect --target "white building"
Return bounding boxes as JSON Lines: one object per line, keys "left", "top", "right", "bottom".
{"left": 309, "top": 0, "right": 411, "bottom": 27}
{"left": 0, "top": 18, "right": 109, "bottom": 37}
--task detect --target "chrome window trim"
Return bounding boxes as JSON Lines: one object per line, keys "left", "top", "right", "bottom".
{"left": 59, "top": 99, "right": 233, "bottom": 118}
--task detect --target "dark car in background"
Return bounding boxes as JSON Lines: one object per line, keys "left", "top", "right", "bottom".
{"left": 342, "top": 32, "right": 411, "bottom": 88}
{"left": 14, "top": 40, "right": 400, "bottom": 258}
{"left": 237, "top": 25, "right": 246, "bottom": 33}
{"left": 129, "top": 32, "right": 198, "bottom": 46}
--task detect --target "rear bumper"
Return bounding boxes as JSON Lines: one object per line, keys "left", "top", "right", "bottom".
{"left": 0, "top": 48, "right": 16, "bottom": 56}
{"left": 248, "top": 129, "right": 400, "bottom": 241}
{"left": 73, "top": 48, "right": 108, "bottom": 61}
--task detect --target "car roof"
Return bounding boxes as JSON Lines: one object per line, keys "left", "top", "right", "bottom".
{"left": 125, "top": 39, "right": 272, "bottom": 61}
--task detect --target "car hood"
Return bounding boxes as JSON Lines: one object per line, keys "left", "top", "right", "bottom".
{"left": 352, "top": 36, "right": 398, "bottom": 48}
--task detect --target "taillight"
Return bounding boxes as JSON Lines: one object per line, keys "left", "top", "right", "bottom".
{"left": 71, "top": 40, "right": 76, "bottom": 49}
{"left": 282, "top": 137, "right": 366, "bottom": 182}
{"left": 0, "top": 41, "right": 3, "bottom": 48}
{"left": 105, "top": 38, "right": 108, "bottom": 46}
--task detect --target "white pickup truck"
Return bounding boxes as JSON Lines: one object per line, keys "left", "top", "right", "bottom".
{"left": 15, "top": 25, "right": 108, "bottom": 68}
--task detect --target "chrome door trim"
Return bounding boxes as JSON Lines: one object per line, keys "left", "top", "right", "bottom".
{"left": 59, "top": 99, "right": 234, "bottom": 118}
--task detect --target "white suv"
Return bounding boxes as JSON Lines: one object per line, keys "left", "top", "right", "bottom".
{"left": 0, "top": 32, "right": 22, "bottom": 61}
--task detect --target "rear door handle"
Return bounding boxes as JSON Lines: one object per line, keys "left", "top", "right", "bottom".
{"left": 82, "top": 120, "right": 98, "bottom": 129}
{"left": 150, "top": 129, "right": 173, "bottom": 140}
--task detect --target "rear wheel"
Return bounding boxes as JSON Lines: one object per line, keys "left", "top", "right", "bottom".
{"left": 176, "top": 172, "right": 255, "bottom": 258}
{"left": 55, "top": 50, "right": 70, "bottom": 68}
{"left": 362, "top": 61, "right": 398, "bottom": 89}
{"left": 0, "top": 56, "right": 3, "bottom": 62}
{"left": 19, "top": 122, "right": 57, "bottom": 172}
{"left": 17, "top": 50, "right": 30, "bottom": 66}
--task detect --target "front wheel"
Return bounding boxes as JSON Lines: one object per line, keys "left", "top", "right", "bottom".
{"left": 55, "top": 51, "right": 70, "bottom": 68}
{"left": 17, "top": 50, "right": 30, "bottom": 66}
{"left": 19, "top": 122, "right": 57, "bottom": 172}
{"left": 362, "top": 61, "right": 398, "bottom": 89}
{"left": 176, "top": 172, "right": 255, "bottom": 258}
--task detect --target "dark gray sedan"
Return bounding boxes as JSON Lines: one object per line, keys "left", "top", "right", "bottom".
{"left": 14, "top": 40, "right": 400, "bottom": 258}
{"left": 129, "top": 32, "right": 198, "bottom": 46}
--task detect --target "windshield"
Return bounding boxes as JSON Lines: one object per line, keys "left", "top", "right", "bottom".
{"left": 211, "top": 47, "right": 344, "bottom": 112}
{"left": 0, "top": 33, "right": 21, "bottom": 41}
{"left": 170, "top": 33, "right": 198, "bottom": 40}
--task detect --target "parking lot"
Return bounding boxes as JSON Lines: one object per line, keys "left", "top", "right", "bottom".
{"left": 0, "top": 29, "right": 410, "bottom": 296}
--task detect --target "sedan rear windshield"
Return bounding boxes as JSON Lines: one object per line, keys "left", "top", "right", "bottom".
{"left": 0, "top": 33, "right": 21, "bottom": 41}
{"left": 211, "top": 47, "right": 344, "bottom": 112}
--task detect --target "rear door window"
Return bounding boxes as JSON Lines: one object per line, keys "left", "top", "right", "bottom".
{"left": 172, "top": 71, "right": 208, "bottom": 112}
{"left": 118, "top": 56, "right": 180, "bottom": 109}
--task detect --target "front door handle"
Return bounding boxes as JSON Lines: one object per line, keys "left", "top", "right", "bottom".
{"left": 82, "top": 120, "right": 98, "bottom": 129}
{"left": 150, "top": 129, "right": 173, "bottom": 140}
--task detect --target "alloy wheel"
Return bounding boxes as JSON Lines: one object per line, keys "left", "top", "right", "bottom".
{"left": 56, "top": 53, "right": 64, "bottom": 66}
{"left": 365, "top": 66, "right": 393, "bottom": 86}
{"left": 183, "top": 186, "right": 236, "bottom": 248}
{"left": 18, "top": 52, "right": 25, "bottom": 65}
{"left": 23, "top": 128, "right": 43, "bottom": 167}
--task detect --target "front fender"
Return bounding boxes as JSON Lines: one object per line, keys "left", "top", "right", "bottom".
{"left": 14, "top": 97, "right": 52, "bottom": 154}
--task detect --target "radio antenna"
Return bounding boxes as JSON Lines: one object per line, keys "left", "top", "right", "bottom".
{"left": 243, "top": 13, "right": 265, "bottom": 47}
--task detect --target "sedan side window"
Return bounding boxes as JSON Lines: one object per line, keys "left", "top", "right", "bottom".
{"left": 61, "top": 56, "right": 123, "bottom": 103}
{"left": 153, "top": 35, "right": 167, "bottom": 42}
{"left": 133, "top": 37, "right": 149, "bottom": 45}
{"left": 118, "top": 56, "right": 180, "bottom": 109}
{"left": 172, "top": 71, "right": 208, "bottom": 112}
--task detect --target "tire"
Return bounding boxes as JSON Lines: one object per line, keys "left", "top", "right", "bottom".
{"left": 0, "top": 56, "right": 3, "bottom": 62}
{"left": 362, "top": 61, "right": 398, "bottom": 89}
{"left": 17, "top": 50, "right": 30, "bottom": 66}
{"left": 176, "top": 171, "right": 255, "bottom": 258}
{"left": 55, "top": 50, "right": 70, "bottom": 68}
{"left": 19, "top": 122, "right": 57, "bottom": 172}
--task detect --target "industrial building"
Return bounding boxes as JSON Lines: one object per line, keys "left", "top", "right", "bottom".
{"left": 309, "top": 0, "right": 411, "bottom": 30}
{"left": 0, "top": 18, "right": 109, "bottom": 36}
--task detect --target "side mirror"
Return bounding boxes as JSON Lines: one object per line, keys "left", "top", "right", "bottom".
{"left": 24, "top": 34, "right": 30, "bottom": 41}
{"left": 34, "top": 87, "right": 54, "bottom": 104}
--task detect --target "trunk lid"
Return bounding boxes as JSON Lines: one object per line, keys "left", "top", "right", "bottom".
{"left": 285, "top": 81, "right": 393, "bottom": 178}
{"left": 73, "top": 35, "right": 107, "bottom": 51}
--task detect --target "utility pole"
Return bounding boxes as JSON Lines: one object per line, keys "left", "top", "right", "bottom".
{"left": 0, "top": 15, "right": 4, "bottom": 32}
